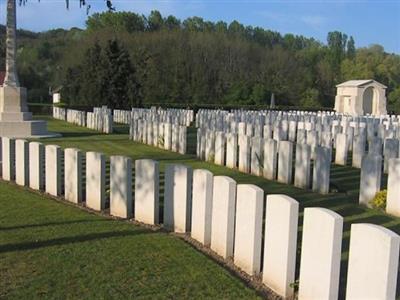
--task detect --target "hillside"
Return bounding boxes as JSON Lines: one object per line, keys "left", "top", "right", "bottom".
{"left": 1, "top": 11, "right": 399, "bottom": 111}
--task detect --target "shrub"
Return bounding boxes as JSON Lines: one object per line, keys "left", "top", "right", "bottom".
{"left": 369, "top": 189, "right": 387, "bottom": 210}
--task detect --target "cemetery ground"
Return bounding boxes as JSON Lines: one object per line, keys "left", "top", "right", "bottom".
{"left": 2, "top": 115, "right": 400, "bottom": 298}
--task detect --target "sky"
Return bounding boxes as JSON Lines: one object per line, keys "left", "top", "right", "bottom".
{"left": 0, "top": 0, "right": 399, "bottom": 53}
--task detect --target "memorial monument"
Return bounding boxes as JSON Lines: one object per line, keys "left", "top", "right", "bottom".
{"left": 0, "top": 0, "right": 55, "bottom": 137}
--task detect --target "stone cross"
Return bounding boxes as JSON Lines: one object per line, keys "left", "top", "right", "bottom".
{"left": 4, "top": 0, "right": 19, "bottom": 87}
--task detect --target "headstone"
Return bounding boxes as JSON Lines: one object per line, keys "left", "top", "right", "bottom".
{"left": 45, "top": 145, "right": 62, "bottom": 197}
{"left": 294, "top": 144, "right": 311, "bottom": 189}
{"left": 164, "top": 164, "right": 193, "bottom": 233}
{"left": 312, "top": 146, "right": 331, "bottom": 194}
{"left": 226, "top": 133, "right": 238, "bottom": 169}
{"left": 359, "top": 154, "right": 382, "bottom": 206}
{"left": 110, "top": 156, "right": 132, "bottom": 218}
{"left": 1, "top": 137, "right": 15, "bottom": 181}
{"left": 298, "top": 208, "right": 343, "bottom": 300}
{"left": 15, "top": 139, "right": 29, "bottom": 186}
{"left": 334, "top": 133, "right": 349, "bottom": 165}
{"left": 64, "top": 148, "right": 82, "bottom": 203}
{"left": 263, "top": 195, "right": 299, "bottom": 298}
{"left": 214, "top": 132, "right": 226, "bottom": 165}
{"left": 191, "top": 169, "right": 213, "bottom": 246}
{"left": 210, "top": 176, "right": 236, "bottom": 259}
{"left": 386, "top": 158, "right": 400, "bottom": 217}
{"left": 134, "top": 159, "right": 159, "bottom": 225}
{"left": 29, "top": 142, "right": 44, "bottom": 190}
{"left": 250, "top": 137, "right": 263, "bottom": 176}
{"left": 383, "top": 138, "right": 399, "bottom": 173}
{"left": 234, "top": 184, "right": 263, "bottom": 275}
{"left": 86, "top": 152, "right": 106, "bottom": 211}
{"left": 277, "top": 141, "right": 293, "bottom": 184}
{"left": 345, "top": 224, "right": 400, "bottom": 300}
{"left": 263, "top": 139, "right": 277, "bottom": 180}
{"left": 369, "top": 137, "right": 383, "bottom": 155}
{"left": 352, "top": 135, "right": 365, "bottom": 168}
{"left": 238, "top": 135, "right": 250, "bottom": 173}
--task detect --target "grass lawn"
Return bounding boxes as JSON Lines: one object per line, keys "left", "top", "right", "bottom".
{"left": 9, "top": 115, "right": 397, "bottom": 297}
{"left": 0, "top": 181, "right": 261, "bottom": 299}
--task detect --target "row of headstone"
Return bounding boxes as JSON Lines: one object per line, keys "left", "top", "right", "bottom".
{"left": 196, "top": 109, "right": 400, "bottom": 158}
{"left": 52, "top": 106, "right": 113, "bottom": 133}
{"left": 114, "top": 107, "right": 194, "bottom": 127}
{"left": 53, "top": 106, "right": 66, "bottom": 120}
{"left": 129, "top": 119, "right": 187, "bottom": 154}
{"left": 1, "top": 136, "right": 399, "bottom": 300}
{"left": 197, "top": 130, "right": 331, "bottom": 194}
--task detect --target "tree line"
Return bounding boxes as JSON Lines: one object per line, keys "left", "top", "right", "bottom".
{"left": 1, "top": 10, "right": 399, "bottom": 111}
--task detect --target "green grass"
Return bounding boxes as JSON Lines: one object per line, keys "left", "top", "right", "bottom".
{"left": 18, "top": 115, "right": 400, "bottom": 298}
{"left": 0, "top": 182, "right": 260, "bottom": 299}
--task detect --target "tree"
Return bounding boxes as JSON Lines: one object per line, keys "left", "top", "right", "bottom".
{"left": 147, "top": 10, "right": 163, "bottom": 31}
{"left": 103, "top": 39, "right": 137, "bottom": 108}
{"left": 347, "top": 36, "right": 356, "bottom": 59}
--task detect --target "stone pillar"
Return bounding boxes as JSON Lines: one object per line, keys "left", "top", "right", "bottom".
{"left": 277, "top": 141, "right": 293, "bottom": 184}
{"left": 238, "top": 135, "right": 250, "bottom": 173}
{"left": 210, "top": 176, "right": 236, "bottom": 259}
{"left": 86, "top": 152, "right": 106, "bottom": 211}
{"left": 29, "top": 141, "right": 44, "bottom": 190}
{"left": 250, "top": 137, "right": 263, "bottom": 176}
{"left": 134, "top": 159, "right": 159, "bottom": 225}
{"left": 386, "top": 158, "right": 400, "bottom": 217}
{"left": 214, "top": 132, "right": 226, "bottom": 165}
{"left": 164, "top": 164, "right": 193, "bottom": 233}
{"left": 1, "top": 137, "right": 15, "bottom": 181}
{"left": 110, "top": 156, "right": 132, "bottom": 218}
{"left": 226, "top": 133, "right": 238, "bottom": 169}
{"left": 352, "top": 135, "right": 365, "bottom": 168}
{"left": 359, "top": 154, "right": 382, "bottom": 206}
{"left": 234, "top": 184, "right": 263, "bottom": 275}
{"left": 263, "top": 139, "right": 277, "bottom": 180}
{"left": 263, "top": 195, "right": 298, "bottom": 298}
{"left": 294, "top": 144, "right": 311, "bottom": 189}
{"left": 64, "top": 148, "right": 82, "bottom": 203}
{"left": 312, "top": 146, "right": 331, "bottom": 194}
{"left": 45, "top": 145, "right": 62, "bottom": 197}
{"left": 383, "top": 138, "right": 399, "bottom": 173}
{"left": 191, "top": 169, "right": 213, "bottom": 246}
{"left": 298, "top": 208, "right": 343, "bottom": 300}
{"left": 334, "top": 133, "right": 349, "bottom": 165}
{"left": 346, "top": 224, "right": 400, "bottom": 300}
{"left": 15, "top": 139, "right": 28, "bottom": 186}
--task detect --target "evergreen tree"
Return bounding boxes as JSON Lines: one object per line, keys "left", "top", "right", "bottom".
{"left": 347, "top": 36, "right": 356, "bottom": 59}
{"left": 103, "top": 39, "right": 137, "bottom": 108}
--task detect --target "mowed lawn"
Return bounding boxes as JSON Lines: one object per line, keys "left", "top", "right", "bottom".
{"left": 7, "top": 115, "right": 397, "bottom": 298}
{"left": 0, "top": 182, "right": 260, "bottom": 299}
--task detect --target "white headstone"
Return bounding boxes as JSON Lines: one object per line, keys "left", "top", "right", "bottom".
{"left": 210, "top": 176, "right": 236, "bottom": 259}
{"left": 359, "top": 154, "right": 382, "bottom": 206}
{"left": 346, "top": 224, "right": 400, "bottom": 300}
{"left": 86, "top": 152, "right": 106, "bottom": 211}
{"left": 64, "top": 148, "right": 82, "bottom": 203}
{"left": 298, "top": 208, "right": 343, "bottom": 300}
{"left": 110, "top": 156, "right": 132, "bottom": 218}
{"left": 45, "top": 145, "right": 62, "bottom": 197}
{"left": 234, "top": 184, "right": 263, "bottom": 275}
{"left": 15, "top": 139, "right": 29, "bottom": 186}
{"left": 134, "top": 159, "right": 160, "bottom": 225}
{"left": 29, "top": 142, "right": 44, "bottom": 190}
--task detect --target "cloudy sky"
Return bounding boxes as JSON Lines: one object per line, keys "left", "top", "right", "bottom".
{"left": 1, "top": 0, "right": 399, "bottom": 53}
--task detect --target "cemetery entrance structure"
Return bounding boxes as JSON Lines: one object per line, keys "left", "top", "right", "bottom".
{"left": 334, "top": 80, "right": 387, "bottom": 116}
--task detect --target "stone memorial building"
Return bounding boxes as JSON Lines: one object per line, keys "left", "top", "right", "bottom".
{"left": 334, "top": 79, "right": 387, "bottom": 116}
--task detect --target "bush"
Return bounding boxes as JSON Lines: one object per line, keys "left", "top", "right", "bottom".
{"left": 369, "top": 189, "right": 387, "bottom": 210}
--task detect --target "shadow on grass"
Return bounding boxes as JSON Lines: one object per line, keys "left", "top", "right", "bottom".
{"left": 0, "top": 219, "right": 112, "bottom": 231}
{"left": 0, "top": 229, "right": 157, "bottom": 254}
